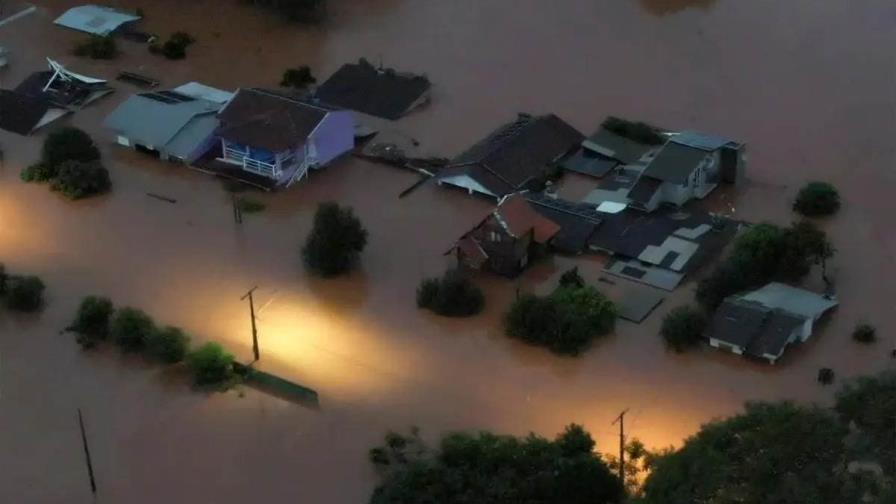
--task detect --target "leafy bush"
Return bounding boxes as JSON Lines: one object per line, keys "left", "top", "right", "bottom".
{"left": 150, "top": 31, "right": 196, "bottom": 59}
{"left": 661, "top": 305, "right": 707, "bottom": 352}
{"left": 369, "top": 424, "right": 624, "bottom": 504}
{"left": 4, "top": 275, "right": 45, "bottom": 312}
{"left": 818, "top": 367, "right": 835, "bottom": 385}
{"left": 73, "top": 35, "right": 117, "bottom": 59}
{"left": 601, "top": 116, "right": 665, "bottom": 145}
{"left": 505, "top": 283, "right": 616, "bottom": 356}
{"left": 146, "top": 326, "right": 190, "bottom": 363}
{"left": 852, "top": 323, "right": 876, "bottom": 344}
{"left": 302, "top": 202, "right": 368, "bottom": 276}
{"left": 280, "top": 65, "right": 316, "bottom": 89}
{"left": 20, "top": 162, "right": 57, "bottom": 183}
{"left": 186, "top": 342, "right": 235, "bottom": 386}
{"left": 41, "top": 127, "right": 101, "bottom": 171}
{"left": 110, "top": 307, "right": 156, "bottom": 353}
{"left": 558, "top": 266, "right": 585, "bottom": 289}
{"left": 836, "top": 371, "right": 896, "bottom": 475}
{"left": 416, "top": 270, "right": 484, "bottom": 317}
{"left": 50, "top": 160, "right": 111, "bottom": 200}
{"left": 70, "top": 296, "right": 115, "bottom": 349}
{"left": 696, "top": 221, "right": 834, "bottom": 310}
{"left": 794, "top": 182, "right": 840, "bottom": 217}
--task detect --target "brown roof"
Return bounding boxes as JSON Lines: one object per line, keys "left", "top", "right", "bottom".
{"left": 217, "top": 88, "right": 329, "bottom": 152}
{"left": 456, "top": 236, "right": 489, "bottom": 267}
{"left": 494, "top": 194, "right": 561, "bottom": 243}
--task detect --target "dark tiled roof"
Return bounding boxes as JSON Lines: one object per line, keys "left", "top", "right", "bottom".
{"left": 447, "top": 114, "right": 584, "bottom": 196}
{"left": 561, "top": 149, "right": 618, "bottom": 178}
{"left": 0, "top": 90, "right": 50, "bottom": 135}
{"left": 709, "top": 299, "right": 770, "bottom": 349}
{"left": 583, "top": 127, "right": 653, "bottom": 165}
{"left": 628, "top": 175, "right": 662, "bottom": 204}
{"left": 217, "top": 88, "right": 329, "bottom": 152}
{"left": 745, "top": 310, "right": 805, "bottom": 359}
{"left": 526, "top": 193, "right": 603, "bottom": 254}
{"left": 315, "top": 60, "right": 430, "bottom": 120}
{"left": 641, "top": 142, "right": 707, "bottom": 184}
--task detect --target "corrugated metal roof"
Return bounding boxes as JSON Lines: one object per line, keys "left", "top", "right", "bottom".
{"left": 173, "top": 82, "right": 235, "bottom": 105}
{"left": 640, "top": 142, "right": 708, "bottom": 184}
{"left": 671, "top": 130, "right": 739, "bottom": 151}
{"left": 740, "top": 282, "right": 838, "bottom": 320}
{"left": 103, "top": 93, "right": 220, "bottom": 156}
{"left": 54, "top": 5, "right": 140, "bottom": 36}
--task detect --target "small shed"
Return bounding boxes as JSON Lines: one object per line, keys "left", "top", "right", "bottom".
{"left": 54, "top": 5, "right": 140, "bottom": 36}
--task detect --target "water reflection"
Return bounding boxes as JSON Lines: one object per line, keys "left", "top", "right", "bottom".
{"left": 639, "top": 0, "right": 717, "bottom": 16}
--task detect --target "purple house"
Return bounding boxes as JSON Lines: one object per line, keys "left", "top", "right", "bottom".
{"left": 215, "top": 88, "right": 354, "bottom": 186}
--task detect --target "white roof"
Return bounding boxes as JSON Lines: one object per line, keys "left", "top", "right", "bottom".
{"left": 741, "top": 282, "right": 838, "bottom": 320}
{"left": 596, "top": 201, "right": 627, "bottom": 214}
{"left": 46, "top": 58, "right": 106, "bottom": 85}
{"left": 54, "top": 5, "right": 140, "bottom": 36}
{"left": 172, "top": 82, "right": 235, "bottom": 105}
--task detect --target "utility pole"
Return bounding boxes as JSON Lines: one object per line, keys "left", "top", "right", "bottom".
{"left": 77, "top": 408, "right": 97, "bottom": 497}
{"left": 232, "top": 194, "right": 243, "bottom": 224}
{"left": 612, "top": 408, "right": 629, "bottom": 486}
{"left": 240, "top": 286, "right": 259, "bottom": 361}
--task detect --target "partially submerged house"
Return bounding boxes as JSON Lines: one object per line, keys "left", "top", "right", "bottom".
{"left": 524, "top": 192, "right": 604, "bottom": 254}
{"left": 15, "top": 59, "right": 113, "bottom": 109}
{"left": 0, "top": 89, "right": 68, "bottom": 135}
{"left": 562, "top": 123, "right": 660, "bottom": 178}
{"left": 627, "top": 131, "right": 745, "bottom": 212}
{"left": 314, "top": 59, "right": 431, "bottom": 120}
{"left": 54, "top": 5, "right": 140, "bottom": 36}
{"left": 450, "top": 193, "right": 561, "bottom": 277}
{"left": 213, "top": 88, "right": 354, "bottom": 187}
{"left": 437, "top": 113, "right": 584, "bottom": 200}
{"left": 104, "top": 88, "right": 225, "bottom": 163}
{"left": 707, "top": 282, "right": 838, "bottom": 364}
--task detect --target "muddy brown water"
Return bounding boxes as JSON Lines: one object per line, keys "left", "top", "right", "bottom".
{"left": 2, "top": 1, "right": 895, "bottom": 502}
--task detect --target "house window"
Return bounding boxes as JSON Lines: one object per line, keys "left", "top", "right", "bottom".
{"left": 490, "top": 231, "right": 500, "bottom": 242}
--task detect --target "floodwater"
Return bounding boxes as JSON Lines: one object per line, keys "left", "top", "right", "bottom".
{"left": 2, "top": 1, "right": 896, "bottom": 502}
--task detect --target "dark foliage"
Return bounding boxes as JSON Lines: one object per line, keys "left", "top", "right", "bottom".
{"left": 558, "top": 266, "right": 585, "bottom": 289}
{"left": 20, "top": 162, "right": 57, "bottom": 183}
{"left": 660, "top": 305, "right": 707, "bottom": 352}
{"left": 70, "top": 296, "right": 115, "bottom": 349}
{"left": 601, "top": 116, "right": 665, "bottom": 145}
{"left": 794, "top": 181, "right": 841, "bottom": 217}
{"left": 641, "top": 402, "right": 862, "bottom": 504}
{"left": 4, "top": 275, "right": 45, "bottom": 312}
{"left": 369, "top": 424, "right": 624, "bottom": 504}
{"left": 186, "top": 342, "right": 235, "bottom": 386}
{"left": 146, "top": 326, "right": 190, "bottom": 363}
{"left": 818, "top": 367, "right": 836, "bottom": 385}
{"left": 150, "top": 31, "right": 196, "bottom": 59}
{"left": 73, "top": 35, "right": 118, "bottom": 59}
{"left": 280, "top": 65, "right": 316, "bottom": 89}
{"left": 41, "top": 127, "right": 101, "bottom": 171}
{"left": 696, "top": 221, "right": 834, "bottom": 310}
{"left": 50, "top": 160, "right": 111, "bottom": 200}
{"left": 853, "top": 323, "right": 877, "bottom": 344}
{"left": 302, "top": 202, "right": 368, "bottom": 276}
{"left": 246, "top": 0, "right": 327, "bottom": 23}
{"left": 505, "top": 283, "right": 616, "bottom": 356}
{"left": 110, "top": 307, "right": 156, "bottom": 353}
{"left": 836, "top": 372, "right": 896, "bottom": 476}
{"left": 416, "top": 270, "right": 484, "bottom": 317}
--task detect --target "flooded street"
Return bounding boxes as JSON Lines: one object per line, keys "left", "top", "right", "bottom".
{"left": 2, "top": 0, "right": 896, "bottom": 502}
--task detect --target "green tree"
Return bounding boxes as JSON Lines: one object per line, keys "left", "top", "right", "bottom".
{"left": 110, "top": 307, "right": 156, "bottom": 353}
{"left": 186, "top": 342, "right": 235, "bottom": 386}
{"left": 794, "top": 181, "right": 841, "bottom": 217}
{"left": 51, "top": 160, "right": 111, "bottom": 200}
{"left": 558, "top": 266, "right": 586, "bottom": 289}
{"left": 150, "top": 31, "right": 196, "bottom": 60}
{"left": 642, "top": 402, "right": 862, "bottom": 504}
{"left": 280, "top": 65, "right": 316, "bottom": 89}
{"left": 4, "top": 275, "right": 45, "bottom": 312}
{"left": 836, "top": 372, "right": 896, "bottom": 476}
{"left": 852, "top": 323, "right": 877, "bottom": 344}
{"left": 146, "top": 326, "right": 190, "bottom": 363}
{"left": 302, "top": 202, "right": 368, "bottom": 276}
{"left": 70, "top": 296, "right": 115, "bottom": 349}
{"left": 40, "top": 127, "right": 101, "bottom": 172}
{"left": 416, "top": 270, "right": 484, "bottom": 317}
{"left": 369, "top": 424, "right": 624, "bottom": 504}
{"left": 660, "top": 305, "right": 707, "bottom": 352}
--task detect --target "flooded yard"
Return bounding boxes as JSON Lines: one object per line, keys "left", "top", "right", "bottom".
{"left": 2, "top": 1, "right": 896, "bottom": 502}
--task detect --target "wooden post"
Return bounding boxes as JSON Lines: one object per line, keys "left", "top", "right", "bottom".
{"left": 77, "top": 408, "right": 97, "bottom": 496}
{"left": 241, "top": 287, "right": 259, "bottom": 361}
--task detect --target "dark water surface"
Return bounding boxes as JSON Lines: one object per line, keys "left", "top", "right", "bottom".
{"left": 2, "top": 1, "right": 895, "bottom": 502}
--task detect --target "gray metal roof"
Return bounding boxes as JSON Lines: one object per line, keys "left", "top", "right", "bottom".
{"left": 104, "top": 92, "right": 221, "bottom": 157}
{"left": 640, "top": 142, "right": 708, "bottom": 184}
{"left": 583, "top": 127, "right": 654, "bottom": 165}
{"left": 740, "top": 282, "right": 838, "bottom": 320}
{"left": 54, "top": 5, "right": 140, "bottom": 36}
{"left": 671, "top": 130, "right": 740, "bottom": 151}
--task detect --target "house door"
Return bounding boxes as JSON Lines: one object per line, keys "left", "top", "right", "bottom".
{"left": 720, "top": 148, "right": 740, "bottom": 184}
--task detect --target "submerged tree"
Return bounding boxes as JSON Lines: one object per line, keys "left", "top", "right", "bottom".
{"left": 660, "top": 305, "right": 707, "bottom": 353}
{"left": 186, "top": 342, "right": 235, "bottom": 386}
{"left": 73, "top": 35, "right": 118, "bottom": 59}
{"left": 369, "top": 424, "right": 624, "bottom": 504}
{"left": 4, "top": 275, "right": 46, "bottom": 312}
{"left": 51, "top": 160, "right": 111, "bottom": 200}
{"left": 69, "top": 296, "right": 115, "bottom": 349}
{"left": 302, "top": 202, "right": 368, "bottom": 276}
{"left": 280, "top": 65, "right": 316, "bottom": 89}
{"left": 110, "top": 307, "right": 156, "bottom": 353}
{"left": 416, "top": 269, "right": 484, "bottom": 317}
{"left": 794, "top": 181, "right": 841, "bottom": 217}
